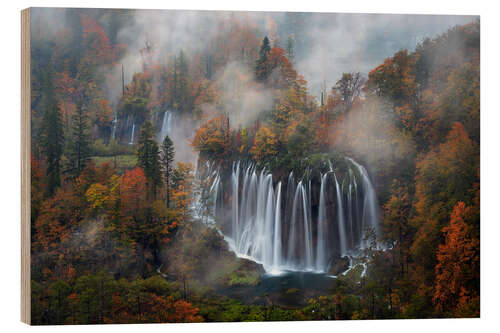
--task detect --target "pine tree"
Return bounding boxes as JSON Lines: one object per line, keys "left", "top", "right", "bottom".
{"left": 172, "top": 54, "right": 177, "bottom": 108}
{"left": 177, "top": 50, "right": 191, "bottom": 113}
{"left": 255, "top": 36, "right": 271, "bottom": 82}
{"left": 67, "top": 99, "right": 91, "bottom": 178}
{"left": 286, "top": 34, "right": 295, "bottom": 64}
{"left": 136, "top": 121, "right": 162, "bottom": 199}
{"left": 160, "top": 135, "right": 175, "bottom": 207}
{"left": 40, "top": 65, "right": 64, "bottom": 196}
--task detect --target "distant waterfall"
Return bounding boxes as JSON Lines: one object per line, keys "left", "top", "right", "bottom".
{"left": 111, "top": 115, "right": 117, "bottom": 141}
{"left": 194, "top": 158, "right": 380, "bottom": 274}
{"left": 129, "top": 123, "right": 135, "bottom": 145}
{"left": 158, "top": 110, "right": 173, "bottom": 143}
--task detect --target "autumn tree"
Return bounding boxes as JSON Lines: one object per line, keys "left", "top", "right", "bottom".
{"left": 334, "top": 72, "right": 365, "bottom": 113}
{"left": 250, "top": 125, "right": 278, "bottom": 167}
{"left": 192, "top": 116, "right": 232, "bottom": 162}
{"left": 411, "top": 122, "right": 478, "bottom": 286}
{"left": 365, "top": 50, "right": 417, "bottom": 108}
{"left": 433, "top": 201, "right": 479, "bottom": 317}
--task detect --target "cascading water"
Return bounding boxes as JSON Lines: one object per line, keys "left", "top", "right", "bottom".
{"left": 129, "top": 123, "right": 135, "bottom": 145}
{"left": 272, "top": 182, "right": 282, "bottom": 272}
{"left": 315, "top": 173, "right": 328, "bottom": 271}
{"left": 158, "top": 110, "right": 173, "bottom": 143}
{"left": 194, "top": 157, "right": 380, "bottom": 274}
{"left": 334, "top": 173, "right": 347, "bottom": 256}
{"left": 347, "top": 157, "right": 380, "bottom": 246}
{"left": 111, "top": 115, "right": 117, "bottom": 141}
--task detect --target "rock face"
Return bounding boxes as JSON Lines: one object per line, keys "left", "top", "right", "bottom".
{"left": 223, "top": 257, "right": 265, "bottom": 287}
{"left": 328, "top": 256, "right": 350, "bottom": 276}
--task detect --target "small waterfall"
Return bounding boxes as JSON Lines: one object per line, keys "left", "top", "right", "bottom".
{"left": 129, "top": 123, "right": 135, "bottom": 145}
{"left": 158, "top": 110, "right": 173, "bottom": 143}
{"left": 194, "top": 157, "right": 380, "bottom": 274}
{"left": 111, "top": 115, "right": 117, "bottom": 141}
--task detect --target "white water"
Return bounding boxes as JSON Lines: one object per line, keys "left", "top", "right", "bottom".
{"left": 158, "top": 110, "right": 173, "bottom": 143}
{"left": 315, "top": 173, "right": 328, "bottom": 271}
{"left": 334, "top": 173, "right": 347, "bottom": 256}
{"left": 129, "top": 123, "right": 135, "bottom": 145}
{"left": 272, "top": 182, "right": 282, "bottom": 272}
{"left": 111, "top": 115, "right": 117, "bottom": 141}
{"left": 194, "top": 158, "right": 380, "bottom": 274}
{"left": 347, "top": 157, "right": 380, "bottom": 246}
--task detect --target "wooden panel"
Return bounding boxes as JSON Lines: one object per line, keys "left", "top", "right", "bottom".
{"left": 21, "top": 7, "right": 31, "bottom": 325}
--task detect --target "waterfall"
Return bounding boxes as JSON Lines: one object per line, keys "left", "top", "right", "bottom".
{"left": 334, "top": 173, "right": 347, "bottom": 256}
{"left": 347, "top": 157, "right": 380, "bottom": 246}
{"left": 231, "top": 162, "right": 240, "bottom": 242}
{"left": 129, "top": 123, "right": 135, "bottom": 145}
{"left": 111, "top": 115, "right": 117, "bottom": 141}
{"left": 194, "top": 158, "right": 380, "bottom": 274}
{"left": 315, "top": 173, "right": 328, "bottom": 271}
{"left": 302, "top": 181, "right": 313, "bottom": 270}
{"left": 158, "top": 110, "right": 173, "bottom": 143}
{"left": 287, "top": 181, "right": 301, "bottom": 267}
{"left": 272, "top": 182, "right": 282, "bottom": 271}
{"left": 347, "top": 171, "right": 354, "bottom": 249}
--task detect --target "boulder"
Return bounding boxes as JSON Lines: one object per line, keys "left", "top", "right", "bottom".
{"left": 328, "top": 256, "right": 350, "bottom": 276}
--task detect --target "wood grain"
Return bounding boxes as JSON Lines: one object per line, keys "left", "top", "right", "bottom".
{"left": 21, "top": 7, "right": 31, "bottom": 325}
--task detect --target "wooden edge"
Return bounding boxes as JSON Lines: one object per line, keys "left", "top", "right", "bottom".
{"left": 21, "top": 7, "right": 31, "bottom": 325}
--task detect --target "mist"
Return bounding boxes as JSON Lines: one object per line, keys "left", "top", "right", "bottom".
{"left": 30, "top": 8, "right": 477, "bottom": 166}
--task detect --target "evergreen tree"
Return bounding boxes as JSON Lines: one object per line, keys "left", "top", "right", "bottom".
{"left": 255, "top": 36, "right": 271, "bottom": 82}
{"left": 286, "top": 34, "right": 295, "bottom": 64}
{"left": 171, "top": 54, "right": 177, "bottom": 107}
{"left": 136, "top": 121, "right": 162, "bottom": 199}
{"left": 160, "top": 135, "right": 175, "bottom": 207}
{"left": 40, "top": 65, "right": 64, "bottom": 196}
{"left": 67, "top": 99, "right": 91, "bottom": 178}
{"left": 177, "top": 50, "right": 191, "bottom": 113}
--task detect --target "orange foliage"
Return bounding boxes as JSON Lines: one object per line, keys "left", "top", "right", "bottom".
{"left": 433, "top": 201, "right": 479, "bottom": 316}
{"left": 267, "top": 47, "right": 298, "bottom": 89}
{"left": 81, "top": 15, "right": 114, "bottom": 65}
{"left": 119, "top": 167, "right": 148, "bottom": 218}
{"left": 192, "top": 116, "right": 231, "bottom": 161}
{"left": 147, "top": 295, "right": 203, "bottom": 323}
{"left": 365, "top": 50, "right": 417, "bottom": 107}
{"left": 250, "top": 125, "right": 278, "bottom": 163}
{"left": 34, "top": 186, "right": 80, "bottom": 252}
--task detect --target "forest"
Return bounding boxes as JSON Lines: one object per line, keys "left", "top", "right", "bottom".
{"left": 29, "top": 8, "right": 479, "bottom": 324}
